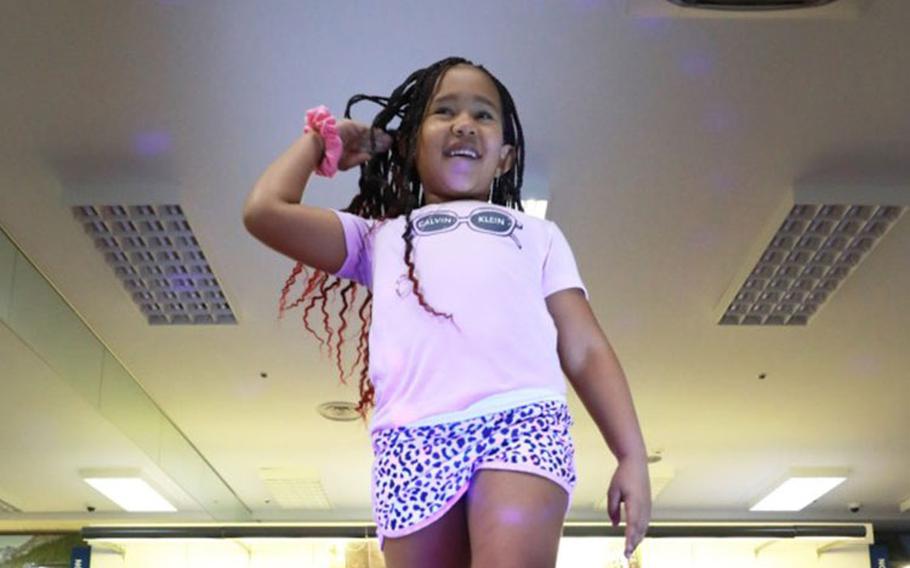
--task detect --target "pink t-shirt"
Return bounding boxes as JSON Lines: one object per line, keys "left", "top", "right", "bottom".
{"left": 330, "top": 199, "right": 588, "bottom": 433}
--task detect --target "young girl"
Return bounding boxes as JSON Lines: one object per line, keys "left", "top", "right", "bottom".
{"left": 243, "top": 56, "right": 650, "bottom": 568}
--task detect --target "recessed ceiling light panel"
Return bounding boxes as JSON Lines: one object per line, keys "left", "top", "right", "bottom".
{"left": 80, "top": 469, "right": 177, "bottom": 513}
{"left": 751, "top": 468, "right": 849, "bottom": 511}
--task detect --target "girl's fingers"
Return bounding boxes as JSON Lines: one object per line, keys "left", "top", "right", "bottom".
{"left": 372, "top": 131, "right": 393, "bottom": 153}
{"left": 623, "top": 499, "right": 649, "bottom": 558}
{"left": 607, "top": 487, "right": 622, "bottom": 526}
{"left": 370, "top": 128, "right": 392, "bottom": 146}
{"left": 337, "top": 152, "right": 372, "bottom": 172}
{"left": 357, "top": 131, "right": 392, "bottom": 154}
{"left": 624, "top": 502, "right": 635, "bottom": 557}
{"left": 625, "top": 529, "right": 643, "bottom": 558}
{"left": 625, "top": 524, "right": 642, "bottom": 558}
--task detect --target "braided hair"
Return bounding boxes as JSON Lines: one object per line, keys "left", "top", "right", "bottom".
{"left": 278, "top": 56, "right": 526, "bottom": 424}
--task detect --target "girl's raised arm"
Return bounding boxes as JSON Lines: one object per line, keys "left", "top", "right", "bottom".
{"left": 243, "top": 131, "right": 347, "bottom": 272}
{"left": 243, "top": 121, "right": 391, "bottom": 273}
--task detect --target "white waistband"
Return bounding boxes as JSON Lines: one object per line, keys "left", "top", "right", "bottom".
{"left": 405, "top": 388, "right": 567, "bottom": 428}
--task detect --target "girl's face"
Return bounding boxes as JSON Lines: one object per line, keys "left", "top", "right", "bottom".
{"left": 415, "top": 65, "right": 515, "bottom": 205}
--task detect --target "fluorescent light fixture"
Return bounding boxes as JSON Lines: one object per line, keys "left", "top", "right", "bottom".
{"left": 899, "top": 495, "right": 910, "bottom": 514}
{"left": 521, "top": 199, "right": 548, "bottom": 220}
{"left": 82, "top": 470, "right": 176, "bottom": 512}
{"left": 751, "top": 469, "right": 848, "bottom": 511}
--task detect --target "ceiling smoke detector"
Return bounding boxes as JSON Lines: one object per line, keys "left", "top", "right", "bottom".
{"left": 72, "top": 204, "right": 236, "bottom": 325}
{"left": 666, "top": 0, "right": 840, "bottom": 10}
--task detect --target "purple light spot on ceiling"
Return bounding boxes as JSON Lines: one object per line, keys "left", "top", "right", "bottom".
{"left": 710, "top": 171, "right": 737, "bottom": 194}
{"left": 847, "top": 353, "right": 881, "bottom": 376}
{"left": 690, "top": 227, "right": 720, "bottom": 250}
{"left": 133, "top": 130, "right": 171, "bottom": 157}
{"left": 703, "top": 106, "right": 737, "bottom": 133}
{"left": 572, "top": 0, "right": 604, "bottom": 10}
{"left": 680, "top": 53, "right": 713, "bottom": 78}
{"left": 171, "top": 278, "right": 194, "bottom": 292}
{"left": 632, "top": 17, "right": 672, "bottom": 33}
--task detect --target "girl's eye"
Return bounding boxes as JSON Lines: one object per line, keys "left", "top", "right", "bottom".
{"left": 434, "top": 107, "right": 453, "bottom": 115}
{"left": 477, "top": 111, "right": 494, "bottom": 120}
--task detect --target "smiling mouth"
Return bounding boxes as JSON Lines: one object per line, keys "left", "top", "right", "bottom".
{"left": 444, "top": 149, "right": 481, "bottom": 160}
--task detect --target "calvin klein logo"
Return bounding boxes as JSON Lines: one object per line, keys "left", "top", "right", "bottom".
{"left": 413, "top": 207, "right": 523, "bottom": 248}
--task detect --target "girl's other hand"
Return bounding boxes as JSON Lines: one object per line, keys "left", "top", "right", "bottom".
{"left": 607, "top": 456, "right": 652, "bottom": 559}
{"left": 335, "top": 119, "right": 393, "bottom": 171}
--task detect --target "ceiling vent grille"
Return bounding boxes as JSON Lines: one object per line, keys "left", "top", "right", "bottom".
{"left": 71, "top": 204, "right": 236, "bottom": 325}
{"left": 715, "top": 177, "right": 908, "bottom": 326}
{"left": 666, "top": 0, "right": 839, "bottom": 10}
{"left": 259, "top": 467, "right": 332, "bottom": 510}
{"left": 719, "top": 204, "right": 904, "bottom": 326}
{"left": 317, "top": 401, "right": 361, "bottom": 422}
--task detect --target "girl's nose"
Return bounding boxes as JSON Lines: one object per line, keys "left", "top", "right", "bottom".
{"left": 452, "top": 116, "right": 476, "bottom": 136}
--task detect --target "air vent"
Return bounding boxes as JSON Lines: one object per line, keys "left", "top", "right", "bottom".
{"left": 721, "top": 204, "right": 903, "bottom": 325}
{"left": 317, "top": 401, "right": 361, "bottom": 422}
{"left": 667, "top": 0, "right": 839, "bottom": 10}
{"left": 259, "top": 467, "right": 332, "bottom": 510}
{"left": 715, "top": 176, "right": 908, "bottom": 326}
{"left": 71, "top": 204, "right": 236, "bottom": 325}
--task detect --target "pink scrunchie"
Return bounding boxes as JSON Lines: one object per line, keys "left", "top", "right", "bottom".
{"left": 303, "top": 105, "right": 343, "bottom": 178}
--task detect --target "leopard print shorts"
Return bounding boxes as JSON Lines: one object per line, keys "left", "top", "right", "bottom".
{"left": 370, "top": 399, "right": 577, "bottom": 549}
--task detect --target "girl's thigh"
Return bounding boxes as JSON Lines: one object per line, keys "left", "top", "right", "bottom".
{"left": 467, "top": 469, "right": 569, "bottom": 568}
{"left": 381, "top": 491, "right": 471, "bottom": 568}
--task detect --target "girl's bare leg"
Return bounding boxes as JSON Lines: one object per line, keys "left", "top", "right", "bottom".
{"left": 382, "top": 493, "right": 471, "bottom": 568}
{"left": 467, "top": 469, "right": 569, "bottom": 568}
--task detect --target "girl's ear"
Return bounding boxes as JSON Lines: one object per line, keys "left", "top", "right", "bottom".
{"left": 498, "top": 144, "right": 516, "bottom": 176}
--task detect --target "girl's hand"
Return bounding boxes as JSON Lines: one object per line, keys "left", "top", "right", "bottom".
{"left": 334, "top": 119, "right": 393, "bottom": 171}
{"left": 607, "top": 456, "right": 652, "bottom": 559}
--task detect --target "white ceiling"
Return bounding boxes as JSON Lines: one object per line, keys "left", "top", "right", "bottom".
{"left": 1, "top": 0, "right": 909, "bottom": 532}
